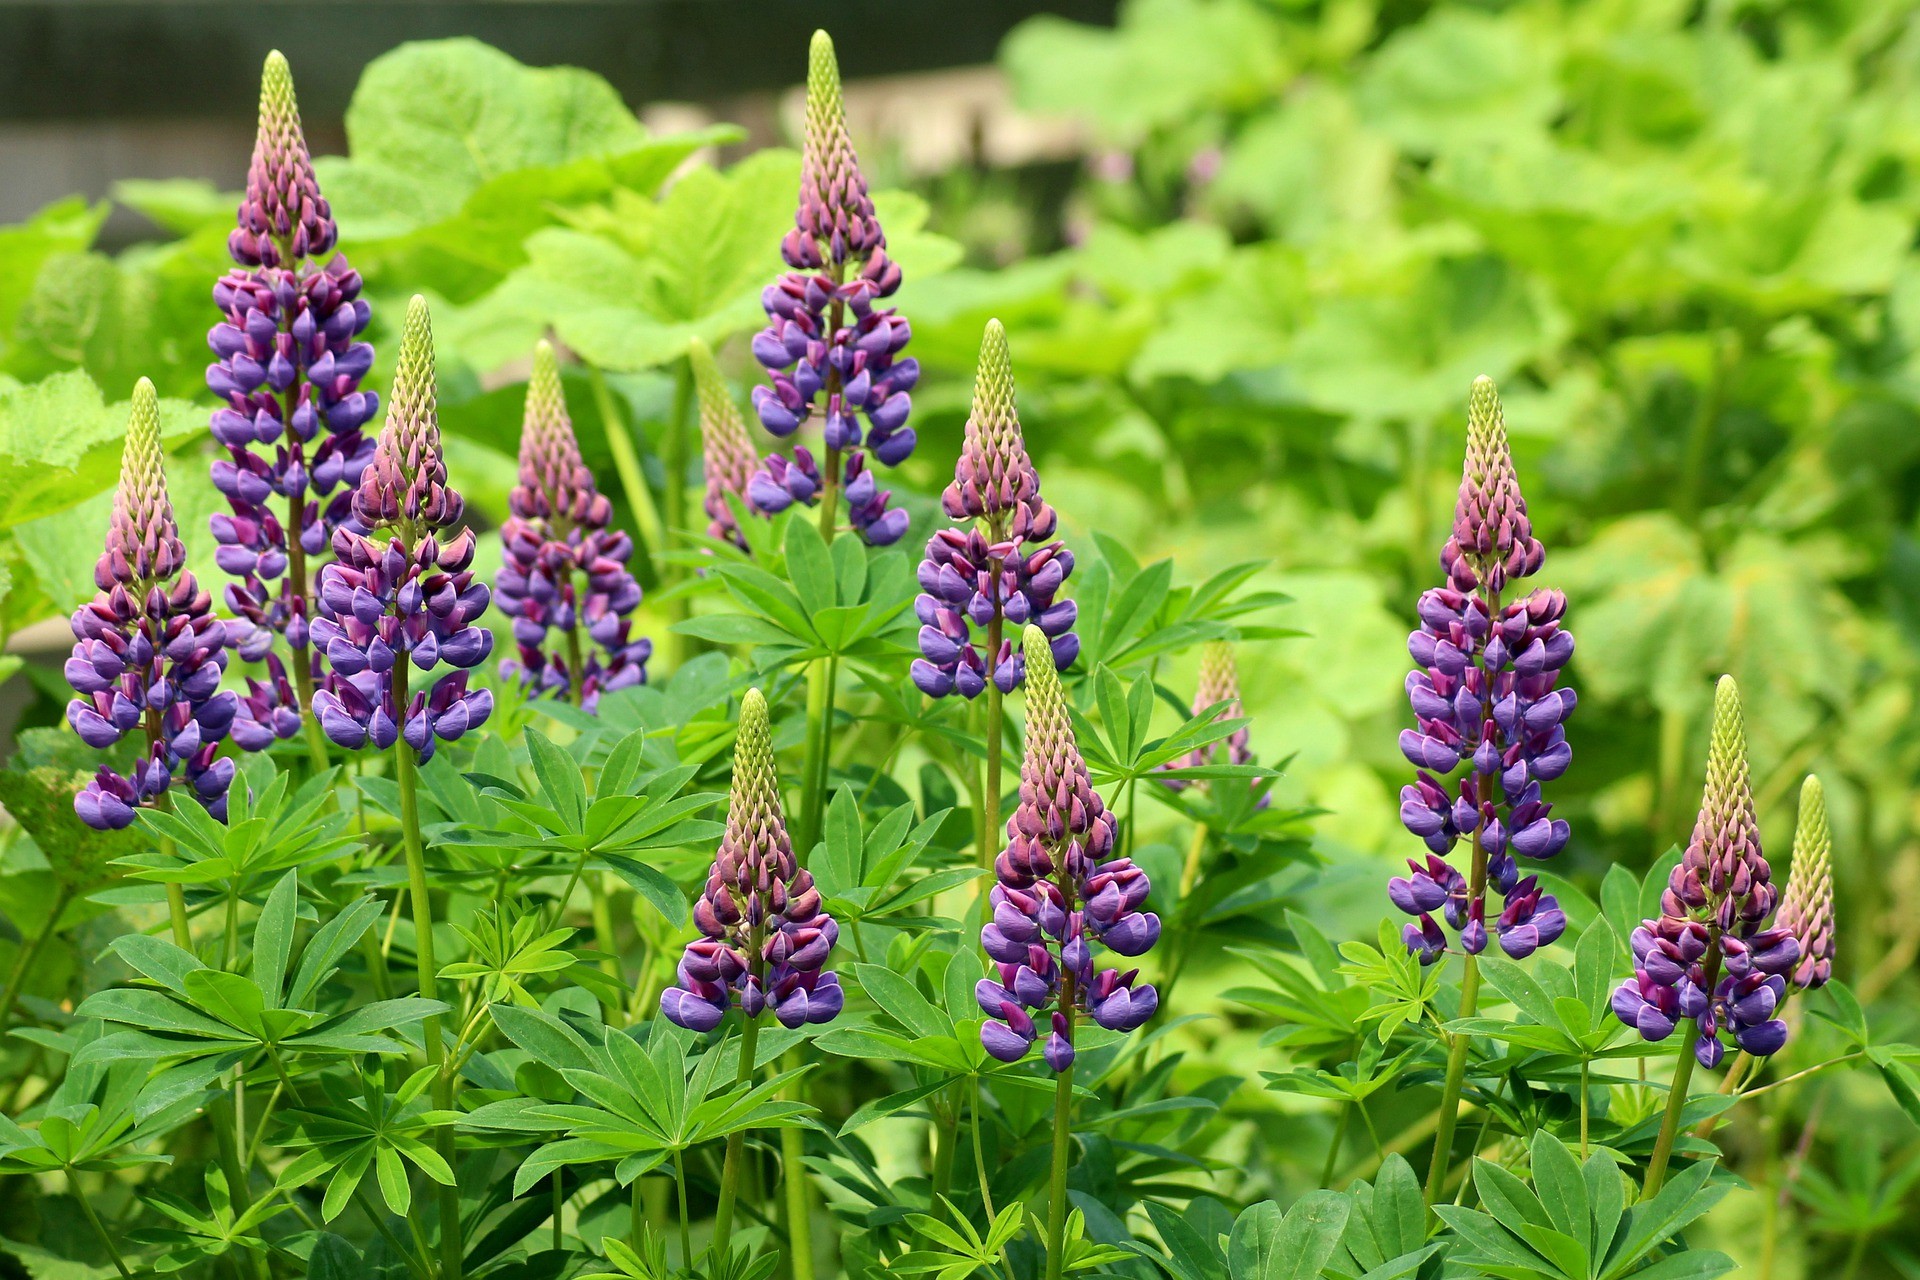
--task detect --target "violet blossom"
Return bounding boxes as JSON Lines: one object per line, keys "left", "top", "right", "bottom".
{"left": 66, "top": 381, "right": 237, "bottom": 828}
{"left": 977, "top": 625, "right": 1158, "bottom": 1070}
{"left": 912, "top": 320, "right": 1076, "bottom": 699}
{"left": 661, "top": 688, "right": 843, "bottom": 1031}
{"left": 1390, "top": 376, "right": 1572, "bottom": 963}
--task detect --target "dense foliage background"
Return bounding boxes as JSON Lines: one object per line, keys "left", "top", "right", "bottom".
{"left": 2, "top": 0, "right": 1919, "bottom": 1276}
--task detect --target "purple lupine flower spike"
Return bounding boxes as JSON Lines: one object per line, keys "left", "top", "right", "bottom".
{"left": 1612, "top": 677, "right": 1798, "bottom": 1066}
{"left": 662, "top": 688, "right": 842, "bottom": 1031}
{"left": 977, "top": 625, "right": 1157, "bottom": 1070}
{"left": 67, "top": 380, "right": 238, "bottom": 829}
{"left": 210, "top": 51, "right": 377, "bottom": 750}
{"left": 747, "top": 30, "right": 916, "bottom": 545}
{"left": 1777, "top": 775, "right": 1834, "bottom": 991}
{"left": 1391, "top": 377, "right": 1572, "bottom": 963}
{"left": 495, "top": 341, "right": 650, "bottom": 707}
{"left": 912, "top": 319, "right": 1076, "bottom": 699}
{"left": 309, "top": 297, "right": 492, "bottom": 761}
{"left": 691, "top": 338, "right": 765, "bottom": 549}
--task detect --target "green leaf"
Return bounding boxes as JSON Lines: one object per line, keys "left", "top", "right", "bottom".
{"left": 1529, "top": 1130, "right": 1590, "bottom": 1256}
{"left": 250, "top": 871, "right": 300, "bottom": 1009}
{"left": 525, "top": 728, "right": 588, "bottom": 832}
{"left": 784, "top": 517, "right": 837, "bottom": 618}
{"left": 599, "top": 854, "right": 691, "bottom": 929}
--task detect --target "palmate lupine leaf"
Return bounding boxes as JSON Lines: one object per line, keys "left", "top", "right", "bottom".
{"left": 128, "top": 1164, "right": 290, "bottom": 1274}
{"left": 72, "top": 871, "right": 443, "bottom": 1072}
{"left": 115, "top": 763, "right": 358, "bottom": 890}
{"left": 462, "top": 1010, "right": 813, "bottom": 1195}
{"left": 273, "top": 1062, "right": 458, "bottom": 1221}
{"left": 810, "top": 786, "right": 966, "bottom": 930}
{"left": 0, "top": 1043, "right": 202, "bottom": 1176}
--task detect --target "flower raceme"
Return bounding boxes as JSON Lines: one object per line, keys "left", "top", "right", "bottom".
{"left": 495, "top": 341, "right": 650, "bottom": 707}
{"left": 308, "top": 297, "right": 493, "bottom": 761}
{"left": 912, "top": 320, "right": 1077, "bottom": 699}
{"left": 691, "top": 338, "right": 764, "bottom": 548}
{"left": 1612, "top": 677, "right": 1799, "bottom": 1067}
{"left": 1161, "top": 641, "right": 1263, "bottom": 803}
{"left": 207, "top": 52, "right": 377, "bottom": 752}
{"left": 661, "top": 689, "right": 843, "bottom": 1031}
{"left": 1391, "top": 377, "right": 1573, "bottom": 964}
{"left": 977, "top": 625, "right": 1158, "bottom": 1070}
{"left": 65, "top": 381, "right": 237, "bottom": 829}
{"left": 747, "top": 30, "right": 916, "bottom": 545}
{"left": 1777, "top": 775, "right": 1835, "bottom": 991}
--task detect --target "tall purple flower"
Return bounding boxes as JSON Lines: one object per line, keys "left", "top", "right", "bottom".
{"left": 309, "top": 297, "right": 492, "bottom": 762}
{"left": 746, "top": 30, "right": 916, "bottom": 546}
{"left": 1777, "top": 775, "right": 1834, "bottom": 991}
{"left": 207, "top": 51, "right": 377, "bottom": 749}
{"left": 1391, "top": 377, "right": 1573, "bottom": 963}
{"left": 661, "top": 688, "right": 843, "bottom": 1031}
{"left": 65, "top": 380, "right": 237, "bottom": 829}
{"left": 1612, "top": 677, "right": 1799, "bottom": 1067}
{"left": 691, "top": 338, "right": 764, "bottom": 549}
{"left": 912, "top": 320, "right": 1076, "bottom": 698}
{"left": 977, "top": 625, "right": 1158, "bottom": 1071}
{"left": 495, "top": 341, "right": 650, "bottom": 708}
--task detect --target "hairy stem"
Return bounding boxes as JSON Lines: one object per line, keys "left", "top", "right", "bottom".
{"left": 1044, "top": 1043, "right": 1075, "bottom": 1280}
{"left": 712, "top": 1014, "right": 762, "bottom": 1254}
{"left": 1643, "top": 945, "right": 1721, "bottom": 1199}
{"left": 70, "top": 1171, "right": 132, "bottom": 1278}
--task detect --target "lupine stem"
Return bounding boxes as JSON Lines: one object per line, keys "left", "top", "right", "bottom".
{"left": 664, "top": 357, "right": 693, "bottom": 667}
{"left": 1580, "top": 1059, "right": 1591, "bottom": 1158}
{"left": 1644, "top": 943, "right": 1721, "bottom": 1199}
{"left": 674, "top": 1149, "right": 694, "bottom": 1270}
{"left": 1044, "top": 1010, "right": 1076, "bottom": 1280}
{"left": 979, "top": 605, "right": 1005, "bottom": 927}
{"left": 1322, "top": 1101, "right": 1352, "bottom": 1187}
{"left": 783, "top": 1111, "right": 815, "bottom": 1280}
{"left": 712, "top": 1014, "right": 762, "bottom": 1255}
{"left": 393, "top": 662, "right": 462, "bottom": 1280}
{"left": 1425, "top": 948, "right": 1481, "bottom": 1206}
{"left": 0, "top": 884, "right": 70, "bottom": 1036}
{"left": 930, "top": 1090, "right": 958, "bottom": 1216}
{"left": 70, "top": 1171, "right": 132, "bottom": 1279}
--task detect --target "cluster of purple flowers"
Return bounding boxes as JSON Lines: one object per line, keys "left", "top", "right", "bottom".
{"left": 912, "top": 321, "right": 1077, "bottom": 699}
{"left": 495, "top": 342, "right": 650, "bottom": 708}
{"left": 746, "top": 31, "right": 916, "bottom": 546}
{"left": 1612, "top": 677, "right": 1799, "bottom": 1066}
{"left": 207, "top": 52, "right": 377, "bottom": 749}
{"left": 1390, "top": 377, "right": 1574, "bottom": 963}
{"left": 66, "top": 382, "right": 238, "bottom": 829}
{"left": 977, "top": 626, "right": 1158, "bottom": 1070}
{"left": 309, "top": 297, "right": 493, "bottom": 762}
{"left": 661, "top": 689, "right": 843, "bottom": 1031}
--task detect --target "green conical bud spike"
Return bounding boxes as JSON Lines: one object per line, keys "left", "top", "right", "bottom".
{"left": 509, "top": 339, "right": 600, "bottom": 527}
{"left": 390, "top": 296, "right": 439, "bottom": 456}
{"left": 944, "top": 318, "right": 1043, "bottom": 522}
{"left": 358, "top": 297, "right": 459, "bottom": 533}
{"left": 1679, "top": 674, "right": 1774, "bottom": 934}
{"left": 1021, "top": 622, "right": 1072, "bottom": 756}
{"left": 100, "top": 378, "right": 185, "bottom": 592}
{"left": 1195, "top": 641, "right": 1238, "bottom": 713}
{"left": 806, "top": 30, "right": 846, "bottom": 148}
{"left": 1445, "top": 375, "right": 1541, "bottom": 590}
{"left": 690, "top": 338, "right": 759, "bottom": 525}
{"left": 1702, "top": 675, "right": 1751, "bottom": 823}
{"left": 1780, "top": 774, "right": 1835, "bottom": 987}
{"left": 258, "top": 51, "right": 301, "bottom": 153}
{"left": 723, "top": 689, "right": 795, "bottom": 873}
{"left": 527, "top": 340, "right": 566, "bottom": 436}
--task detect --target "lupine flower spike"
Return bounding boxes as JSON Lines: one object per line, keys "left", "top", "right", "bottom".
{"left": 1777, "top": 775, "right": 1834, "bottom": 991}
{"left": 977, "top": 625, "right": 1158, "bottom": 1070}
{"left": 495, "top": 340, "right": 650, "bottom": 707}
{"left": 690, "top": 338, "right": 764, "bottom": 549}
{"left": 1161, "top": 641, "right": 1261, "bottom": 798}
{"left": 1613, "top": 677, "right": 1799, "bottom": 1066}
{"left": 912, "top": 319, "right": 1077, "bottom": 698}
{"left": 66, "top": 380, "right": 237, "bottom": 828}
{"left": 662, "top": 689, "right": 844, "bottom": 1031}
{"left": 208, "top": 51, "right": 377, "bottom": 752}
{"left": 309, "top": 297, "right": 493, "bottom": 760}
{"left": 1391, "top": 376, "right": 1573, "bottom": 962}
{"left": 748, "top": 30, "right": 916, "bottom": 545}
